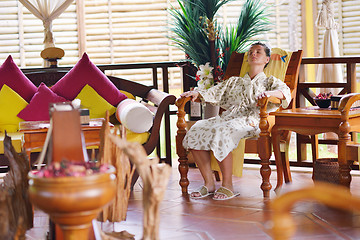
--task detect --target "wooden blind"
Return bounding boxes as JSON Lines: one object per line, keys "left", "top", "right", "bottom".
{"left": 0, "top": 1, "right": 23, "bottom": 65}
{"left": 341, "top": 0, "right": 360, "bottom": 87}
{"left": 0, "top": 1, "right": 358, "bottom": 86}
{"left": 216, "top": 0, "right": 302, "bottom": 51}
{"left": 81, "top": 0, "right": 181, "bottom": 85}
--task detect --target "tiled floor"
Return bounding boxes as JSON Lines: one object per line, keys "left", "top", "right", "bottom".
{"left": 26, "top": 165, "right": 360, "bottom": 240}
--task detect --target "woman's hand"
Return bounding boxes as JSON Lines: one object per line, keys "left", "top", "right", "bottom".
{"left": 180, "top": 91, "right": 200, "bottom": 102}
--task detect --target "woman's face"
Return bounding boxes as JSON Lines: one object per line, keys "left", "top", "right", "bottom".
{"left": 247, "top": 45, "right": 270, "bottom": 68}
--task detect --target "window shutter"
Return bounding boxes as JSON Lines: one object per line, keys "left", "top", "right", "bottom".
{"left": 0, "top": 0, "right": 358, "bottom": 85}
{"left": 0, "top": 1, "right": 23, "bottom": 65}
{"left": 341, "top": 0, "right": 360, "bottom": 87}
{"left": 216, "top": 0, "right": 303, "bottom": 50}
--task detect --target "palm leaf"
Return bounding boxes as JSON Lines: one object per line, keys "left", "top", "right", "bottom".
{"left": 220, "top": 0, "right": 272, "bottom": 73}
{"left": 168, "top": 0, "right": 211, "bottom": 66}
{"left": 168, "top": 0, "right": 272, "bottom": 79}
{"left": 191, "top": 0, "right": 234, "bottom": 21}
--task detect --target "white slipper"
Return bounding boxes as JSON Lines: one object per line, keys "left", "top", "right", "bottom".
{"left": 212, "top": 186, "right": 240, "bottom": 201}
{"left": 190, "top": 186, "right": 214, "bottom": 199}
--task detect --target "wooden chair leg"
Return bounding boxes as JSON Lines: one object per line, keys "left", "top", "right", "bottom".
{"left": 310, "top": 135, "right": 319, "bottom": 163}
{"left": 213, "top": 170, "right": 221, "bottom": 181}
{"left": 281, "top": 151, "right": 292, "bottom": 184}
{"left": 272, "top": 125, "right": 284, "bottom": 192}
{"left": 310, "top": 134, "right": 319, "bottom": 180}
{"left": 281, "top": 131, "right": 292, "bottom": 184}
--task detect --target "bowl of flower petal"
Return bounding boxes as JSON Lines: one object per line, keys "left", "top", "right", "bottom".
{"left": 28, "top": 160, "right": 116, "bottom": 239}
{"left": 314, "top": 92, "right": 333, "bottom": 108}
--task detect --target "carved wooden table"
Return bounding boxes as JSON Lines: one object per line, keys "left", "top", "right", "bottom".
{"left": 19, "top": 118, "right": 109, "bottom": 163}
{"left": 272, "top": 104, "right": 360, "bottom": 191}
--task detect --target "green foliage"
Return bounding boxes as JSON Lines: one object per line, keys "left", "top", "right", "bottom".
{"left": 220, "top": 0, "right": 272, "bottom": 71}
{"left": 192, "top": 0, "right": 233, "bottom": 21}
{"left": 168, "top": 0, "right": 212, "bottom": 67}
{"left": 168, "top": 0, "right": 272, "bottom": 77}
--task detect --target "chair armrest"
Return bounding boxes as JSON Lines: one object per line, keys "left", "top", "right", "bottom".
{"left": 175, "top": 95, "right": 193, "bottom": 132}
{"left": 270, "top": 182, "right": 359, "bottom": 240}
{"left": 257, "top": 96, "right": 282, "bottom": 132}
{"left": 142, "top": 89, "right": 176, "bottom": 155}
{"left": 338, "top": 93, "right": 360, "bottom": 115}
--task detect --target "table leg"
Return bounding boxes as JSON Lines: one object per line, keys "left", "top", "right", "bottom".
{"left": 281, "top": 130, "right": 292, "bottom": 184}
{"left": 338, "top": 131, "right": 351, "bottom": 188}
{"left": 272, "top": 125, "right": 284, "bottom": 192}
{"left": 26, "top": 150, "right": 31, "bottom": 168}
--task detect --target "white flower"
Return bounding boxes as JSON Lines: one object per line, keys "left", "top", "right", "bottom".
{"left": 196, "top": 62, "right": 214, "bottom": 90}
{"left": 197, "top": 62, "right": 214, "bottom": 80}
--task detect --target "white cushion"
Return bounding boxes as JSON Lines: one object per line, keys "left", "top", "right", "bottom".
{"left": 116, "top": 99, "right": 153, "bottom": 133}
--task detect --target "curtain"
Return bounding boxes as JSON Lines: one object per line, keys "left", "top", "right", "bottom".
{"left": 19, "top": 0, "right": 74, "bottom": 48}
{"left": 315, "top": 0, "right": 343, "bottom": 148}
{"left": 315, "top": 0, "right": 343, "bottom": 95}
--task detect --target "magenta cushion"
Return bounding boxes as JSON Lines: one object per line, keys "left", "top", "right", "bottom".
{"left": 51, "top": 53, "right": 127, "bottom": 106}
{"left": 18, "top": 82, "right": 69, "bottom": 121}
{"left": 0, "top": 55, "right": 37, "bottom": 102}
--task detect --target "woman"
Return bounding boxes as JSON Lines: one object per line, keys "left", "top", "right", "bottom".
{"left": 181, "top": 42, "right": 291, "bottom": 200}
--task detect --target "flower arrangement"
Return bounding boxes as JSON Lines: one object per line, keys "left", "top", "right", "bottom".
{"left": 168, "top": 0, "right": 271, "bottom": 89}
{"left": 196, "top": 62, "right": 214, "bottom": 90}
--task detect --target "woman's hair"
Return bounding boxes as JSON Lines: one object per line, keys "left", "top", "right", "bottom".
{"left": 250, "top": 42, "right": 271, "bottom": 68}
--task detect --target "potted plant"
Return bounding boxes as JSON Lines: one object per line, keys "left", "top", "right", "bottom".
{"left": 168, "top": 0, "right": 272, "bottom": 89}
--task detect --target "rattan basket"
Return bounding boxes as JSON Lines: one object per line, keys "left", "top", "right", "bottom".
{"left": 313, "top": 158, "right": 340, "bottom": 184}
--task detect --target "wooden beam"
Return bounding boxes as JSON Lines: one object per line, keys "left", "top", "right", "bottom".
{"left": 17, "top": 2, "right": 25, "bottom": 67}
{"left": 76, "top": 0, "right": 86, "bottom": 56}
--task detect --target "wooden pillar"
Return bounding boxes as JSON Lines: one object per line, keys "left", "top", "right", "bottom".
{"left": 76, "top": 0, "right": 86, "bottom": 56}
{"left": 298, "top": 0, "right": 319, "bottom": 162}
{"left": 17, "top": 2, "right": 25, "bottom": 68}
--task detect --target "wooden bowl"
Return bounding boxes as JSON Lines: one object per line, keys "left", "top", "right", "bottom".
{"left": 28, "top": 166, "right": 116, "bottom": 239}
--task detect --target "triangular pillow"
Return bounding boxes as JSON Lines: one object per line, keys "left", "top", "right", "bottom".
{"left": 0, "top": 84, "right": 28, "bottom": 132}
{"left": 51, "top": 52, "right": 127, "bottom": 106}
{"left": 0, "top": 55, "right": 37, "bottom": 102}
{"left": 75, "top": 84, "right": 116, "bottom": 119}
{"left": 18, "top": 82, "right": 69, "bottom": 121}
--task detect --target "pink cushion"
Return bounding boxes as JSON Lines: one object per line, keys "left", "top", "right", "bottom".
{"left": 18, "top": 82, "right": 69, "bottom": 121}
{"left": 51, "top": 53, "right": 127, "bottom": 106}
{"left": 0, "top": 55, "right": 37, "bottom": 102}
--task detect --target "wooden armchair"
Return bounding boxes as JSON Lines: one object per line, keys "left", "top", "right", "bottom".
{"left": 176, "top": 49, "right": 303, "bottom": 198}
{"left": 270, "top": 182, "right": 360, "bottom": 240}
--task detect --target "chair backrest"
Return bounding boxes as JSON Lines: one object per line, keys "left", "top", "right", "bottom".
{"left": 223, "top": 50, "right": 303, "bottom": 109}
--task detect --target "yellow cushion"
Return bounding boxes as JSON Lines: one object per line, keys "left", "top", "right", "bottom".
{"left": 0, "top": 132, "right": 23, "bottom": 153}
{"left": 75, "top": 84, "right": 116, "bottom": 119}
{"left": 120, "top": 90, "right": 135, "bottom": 100}
{"left": 125, "top": 129, "right": 150, "bottom": 145}
{"left": 210, "top": 138, "right": 245, "bottom": 177}
{"left": 0, "top": 84, "right": 28, "bottom": 132}
{"left": 239, "top": 48, "right": 293, "bottom": 81}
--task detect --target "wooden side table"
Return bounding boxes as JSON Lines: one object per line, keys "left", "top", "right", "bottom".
{"left": 19, "top": 118, "right": 110, "bottom": 163}
{"left": 272, "top": 95, "right": 360, "bottom": 191}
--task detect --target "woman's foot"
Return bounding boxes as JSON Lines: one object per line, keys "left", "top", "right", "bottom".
{"left": 212, "top": 186, "right": 239, "bottom": 200}
{"left": 190, "top": 185, "right": 215, "bottom": 199}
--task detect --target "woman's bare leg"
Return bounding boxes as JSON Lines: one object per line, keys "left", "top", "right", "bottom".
{"left": 214, "top": 152, "right": 234, "bottom": 200}
{"left": 190, "top": 149, "right": 215, "bottom": 197}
